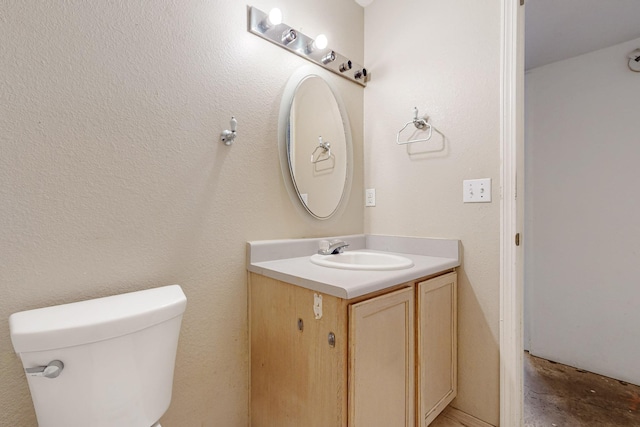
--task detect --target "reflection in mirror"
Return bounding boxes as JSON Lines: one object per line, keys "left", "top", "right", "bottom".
{"left": 279, "top": 69, "right": 352, "bottom": 220}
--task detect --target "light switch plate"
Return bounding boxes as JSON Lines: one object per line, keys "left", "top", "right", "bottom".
{"left": 463, "top": 178, "right": 492, "bottom": 203}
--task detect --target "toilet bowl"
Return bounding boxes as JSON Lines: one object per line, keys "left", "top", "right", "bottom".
{"left": 9, "top": 285, "right": 187, "bottom": 427}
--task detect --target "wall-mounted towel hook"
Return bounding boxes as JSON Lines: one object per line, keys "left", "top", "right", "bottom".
{"left": 310, "top": 136, "right": 335, "bottom": 172}
{"left": 310, "top": 136, "right": 332, "bottom": 163}
{"left": 221, "top": 116, "right": 238, "bottom": 145}
{"left": 412, "top": 107, "right": 428, "bottom": 129}
{"left": 396, "top": 107, "right": 433, "bottom": 145}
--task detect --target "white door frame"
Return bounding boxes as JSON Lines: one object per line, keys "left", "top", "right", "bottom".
{"left": 500, "top": 0, "right": 524, "bottom": 425}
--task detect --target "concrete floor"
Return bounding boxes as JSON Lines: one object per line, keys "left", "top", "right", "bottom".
{"left": 429, "top": 352, "right": 640, "bottom": 427}
{"left": 525, "top": 352, "right": 640, "bottom": 426}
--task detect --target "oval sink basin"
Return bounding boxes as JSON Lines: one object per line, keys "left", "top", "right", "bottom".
{"left": 310, "top": 251, "right": 414, "bottom": 271}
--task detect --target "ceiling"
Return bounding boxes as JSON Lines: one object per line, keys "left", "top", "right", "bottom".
{"left": 356, "top": 0, "right": 640, "bottom": 70}
{"left": 525, "top": 0, "right": 640, "bottom": 70}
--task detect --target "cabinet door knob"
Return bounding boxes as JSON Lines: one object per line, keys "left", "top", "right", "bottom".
{"left": 297, "top": 318, "right": 304, "bottom": 331}
{"left": 328, "top": 332, "right": 336, "bottom": 347}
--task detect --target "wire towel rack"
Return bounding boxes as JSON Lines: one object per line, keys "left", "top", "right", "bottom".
{"left": 396, "top": 107, "right": 433, "bottom": 145}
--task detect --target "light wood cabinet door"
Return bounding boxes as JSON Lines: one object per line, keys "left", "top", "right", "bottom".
{"left": 249, "top": 274, "right": 348, "bottom": 427}
{"left": 349, "top": 287, "right": 415, "bottom": 427}
{"left": 417, "top": 272, "right": 457, "bottom": 426}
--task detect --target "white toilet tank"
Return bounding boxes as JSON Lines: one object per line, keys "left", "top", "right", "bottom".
{"left": 9, "top": 285, "right": 187, "bottom": 427}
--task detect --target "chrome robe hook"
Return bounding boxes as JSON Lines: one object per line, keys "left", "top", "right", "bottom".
{"left": 221, "top": 116, "right": 238, "bottom": 145}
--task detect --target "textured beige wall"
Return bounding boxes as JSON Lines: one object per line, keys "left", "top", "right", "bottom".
{"left": 363, "top": 0, "right": 501, "bottom": 425}
{"left": 0, "top": 1, "right": 363, "bottom": 425}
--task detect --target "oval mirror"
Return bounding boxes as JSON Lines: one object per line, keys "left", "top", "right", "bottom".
{"left": 279, "top": 69, "right": 352, "bottom": 220}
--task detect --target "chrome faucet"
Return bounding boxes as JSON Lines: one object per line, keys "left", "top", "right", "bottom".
{"left": 318, "top": 240, "right": 349, "bottom": 255}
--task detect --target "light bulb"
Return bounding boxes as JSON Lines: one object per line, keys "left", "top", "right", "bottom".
{"left": 306, "top": 34, "right": 328, "bottom": 54}
{"left": 314, "top": 34, "right": 328, "bottom": 50}
{"left": 268, "top": 8, "right": 282, "bottom": 26}
{"left": 259, "top": 8, "right": 282, "bottom": 31}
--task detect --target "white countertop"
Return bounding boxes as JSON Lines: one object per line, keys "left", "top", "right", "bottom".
{"left": 247, "top": 235, "right": 460, "bottom": 299}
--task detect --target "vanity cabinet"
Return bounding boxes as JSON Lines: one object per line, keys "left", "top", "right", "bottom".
{"left": 249, "top": 271, "right": 457, "bottom": 427}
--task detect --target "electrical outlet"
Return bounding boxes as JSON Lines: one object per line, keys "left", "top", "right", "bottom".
{"left": 365, "top": 188, "right": 376, "bottom": 207}
{"left": 463, "top": 179, "right": 492, "bottom": 203}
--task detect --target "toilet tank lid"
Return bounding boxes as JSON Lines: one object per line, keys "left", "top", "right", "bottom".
{"left": 9, "top": 285, "right": 187, "bottom": 353}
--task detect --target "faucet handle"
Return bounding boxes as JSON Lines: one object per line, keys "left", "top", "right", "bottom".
{"left": 319, "top": 240, "right": 330, "bottom": 254}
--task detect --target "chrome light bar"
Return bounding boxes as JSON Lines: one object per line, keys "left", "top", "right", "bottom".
{"left": 247, "top": 6, "right": 369, "bottom": 87}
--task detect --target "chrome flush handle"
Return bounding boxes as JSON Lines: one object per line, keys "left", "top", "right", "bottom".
{"left": 25, "top": 360, "right": 64, "bottom": 379}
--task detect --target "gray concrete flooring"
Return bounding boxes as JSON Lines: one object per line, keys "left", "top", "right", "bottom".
{"left": 429, "top": 352, "right": 640, "bottom": 427}
{"left": 525, "top": 352, "right": 640, "bottom": 426}
{"left": 427, "top": 352, "right": 640, "bottom": 426}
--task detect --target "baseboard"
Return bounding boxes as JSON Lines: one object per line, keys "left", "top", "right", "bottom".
{"left": 441, "top": 407, "right": 495, "bottom": 427}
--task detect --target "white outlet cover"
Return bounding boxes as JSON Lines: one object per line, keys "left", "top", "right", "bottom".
{"left": 463, "top": 178, "right": 492, "bottom": 203}
{"left": 365, "top": 188, "right": 376, "bottom": 207}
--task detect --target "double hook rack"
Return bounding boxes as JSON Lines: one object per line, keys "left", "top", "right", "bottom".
{"left": 396, "top": 107, "right": 433, "bottom": 145}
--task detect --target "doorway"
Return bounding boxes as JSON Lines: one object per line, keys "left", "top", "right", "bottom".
{"left": 512, "top": 0, "right": 640, "bottom": 425}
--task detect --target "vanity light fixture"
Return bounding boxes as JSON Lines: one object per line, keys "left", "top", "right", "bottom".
{"left": 247, "top": 6, "right": 369, "bottom": 86}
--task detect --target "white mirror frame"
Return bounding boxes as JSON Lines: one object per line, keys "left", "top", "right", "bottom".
{"left": 278, "top": 65, "right": 353, "bottom": 220}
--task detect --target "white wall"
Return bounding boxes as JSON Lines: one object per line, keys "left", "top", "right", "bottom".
{"left": 0, "top": 1, "right": 364, "bottom": 425}
{"left": 525, "top": 37, "right": 640, "bottom": 384}
{"left": 363, "top": 0, "right": 502, "bottom": 424}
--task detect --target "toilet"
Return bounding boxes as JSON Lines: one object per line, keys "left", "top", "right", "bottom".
{"left": 9, "top": 285, "right": 187, "bottom": 427}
